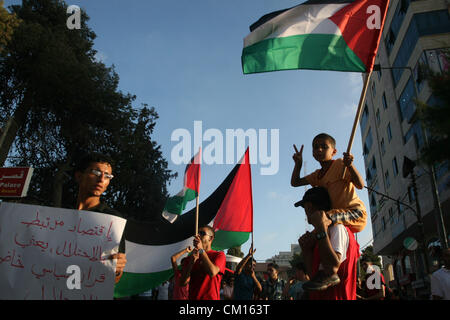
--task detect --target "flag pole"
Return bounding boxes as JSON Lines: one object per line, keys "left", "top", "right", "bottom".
{"left": 195, "top": 194, "right": 199, "bottom": 235}
{"left": 342, "top": 70, "right": 373, "bottom": 179}
{"left": 195, "top": 147, "right": 201, "bottom": 235}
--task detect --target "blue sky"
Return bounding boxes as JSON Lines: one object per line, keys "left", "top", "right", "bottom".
{"left": 6, "top": 0, "right": 374, "bottom": 260}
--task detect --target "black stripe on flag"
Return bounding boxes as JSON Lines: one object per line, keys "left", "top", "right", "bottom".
{"left": 122, "top": 162, "right": 240, "bottom": 246}
{"left": 249, "top": 0, "right": 354, "bottom": 32}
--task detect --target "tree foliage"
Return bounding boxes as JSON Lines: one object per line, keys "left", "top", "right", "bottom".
{"left": 416, "top": 51, "right": 450, "bottom": 166}
{"left": 0, "top": 0, "right": 176, "bottom": 221}
{"left": 0, "top": 0, "right": 21, "bottom": 54}
{"left": 227, "top": 246, "right": 244, "bottom": 258}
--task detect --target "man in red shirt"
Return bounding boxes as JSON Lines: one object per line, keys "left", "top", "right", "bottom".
{"left": 297, "top": 187, "right": 360, "bottom": 300}
{"left": 180, "top": 226, "right": 226, "bottom": 300}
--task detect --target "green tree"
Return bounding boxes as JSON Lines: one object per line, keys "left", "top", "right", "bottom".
{"left": 0, "top": 0, "right": 21, "bottom": 54}
{"left": 227, "top": 246, "right": 244, "bottom": 258}
{"left": 416, "top": 51, "right": 450, "bottom": 166}
{"left": 0, "top": 0, "right": 175, "bottom": 221}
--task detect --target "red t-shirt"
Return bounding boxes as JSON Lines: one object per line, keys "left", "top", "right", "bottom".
{"left": 172, "top": 269, "right": 189, "bottom": 300}
{"left": 309, "top": 226, "right": 360, "bottom": 300}
{"left": 184, "top": 250, "right": 226, "bottom": 300}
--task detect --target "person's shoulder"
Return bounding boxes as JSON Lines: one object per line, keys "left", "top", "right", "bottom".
{"left": 330, "top": 223, "right": 348, "bottom": 234}
{"left": 208, "top": 250, "right": 226, "bottom": 260}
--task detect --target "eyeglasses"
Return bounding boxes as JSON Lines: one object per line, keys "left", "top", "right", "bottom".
{"left": 198, "top": 230, "right": 213, "bottom": 237}
{"left": 89, "top": 169, "right": 114, "bottom": 180}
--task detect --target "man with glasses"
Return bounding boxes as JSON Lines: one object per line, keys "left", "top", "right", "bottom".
{"left": 74, "top": 153, "right": 127, "bottom": 284}
{"left": 179, "top": 225, "right": 226, "bottom": 300}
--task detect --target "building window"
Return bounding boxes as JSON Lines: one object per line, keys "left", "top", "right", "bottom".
{"left": 385, "top": 170, "right": 391, "bottom": 188}
{"left": 408, "top": 185, "right": 416, "bottom": 204}
{"left": 399, "top": 77, "right": 416, "bottom": 122}
{"left": 367, "top": 156, "right": 377, "bottom": 185}
{"left": 382, "top": 93, "right": 388, "bottom": 110}
{"left": 376, "top": 109, "right": 380, "bottom": 126}
{"left": 381, "top": 216, "right": 386, "bottom": 231}
{"left": 404, "top": 121, "right": 424, "bottom": 149}
{"left": 363, "top": 127, "right": 373, "bottom": 159}
{"left": 388, "top": 207, "right": 394, "bottom": 224}
{"left": 392, "top": 157, "right": 399, "bottom": 177}
{"left": 360, "top": 104, "right": 369, "bottom": 133}
{"left": 372, "top": 82, "right": 376, "bottom": 97}
{"left": 381, "top": 138, "right": 386, "bottom": 156}
{"left": 387, "top": 123, "right": 393, "bottom": 142}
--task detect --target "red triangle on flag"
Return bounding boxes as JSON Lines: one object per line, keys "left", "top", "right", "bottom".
{"left": 213, "top": 148, "right": 253, "bottom": 233}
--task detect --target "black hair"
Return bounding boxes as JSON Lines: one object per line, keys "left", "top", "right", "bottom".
{"left": 313, "top": 133, "right": 336, "bottom": 148}
{"left": 267, "top": 262, "right": 280, "bottom": 271}
{"left": 74, "top": 152, "right": 114, "bottom": 173}
{"left": 295, "top": 262, "right": 306, "bottom": 272}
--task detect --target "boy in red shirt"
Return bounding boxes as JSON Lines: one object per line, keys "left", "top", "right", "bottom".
{"left": 180, "top": 226, "right": 226, "bottom": 300}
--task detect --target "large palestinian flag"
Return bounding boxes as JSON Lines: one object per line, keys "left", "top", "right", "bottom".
{"left": 114, "top": 149, "right": 253, "bottom": 298}
{"left": 242, "top": 0, "right": 390, "bottom": 74}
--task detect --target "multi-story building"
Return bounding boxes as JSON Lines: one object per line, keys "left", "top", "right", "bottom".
{"left": 359, "top": 0, "right": 450, "bottom": 298}
{"left": 266, "top": 244, "right": 301, "bottom": 267}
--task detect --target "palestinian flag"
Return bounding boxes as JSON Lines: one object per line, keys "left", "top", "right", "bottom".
{"left": 242, "top": 0, "right": 390, "bottom": 74}
{"left": 212, "top": 148, "right": 253, "bottom": 251}
{"left": 162, "top": 149, "right": 201, "bottom": 223}
{"left": 114, "top": 149, "right": 253, "bottom": 298}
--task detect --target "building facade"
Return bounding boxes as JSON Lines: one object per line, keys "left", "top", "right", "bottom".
{"left": 359, "top": 0, "right": 450, "bottom": 298}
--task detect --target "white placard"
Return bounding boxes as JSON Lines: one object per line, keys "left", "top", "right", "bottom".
{"left": 0, "top": 202, "right": 126, "bottom": 300}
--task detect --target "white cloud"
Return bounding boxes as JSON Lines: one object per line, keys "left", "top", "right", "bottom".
{"left": 268, "top": 191, "right": 292, "bottom": 202}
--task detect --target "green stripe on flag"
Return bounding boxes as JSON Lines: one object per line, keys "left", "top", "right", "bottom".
{"left": 242, "top": 34, "right": 366, "bottom": 74}
{"left": 114, "top": 269, "right": 173, "bottom": 298}
{"left": 212, "top": 230, "right": 250, "bottom": 251}
{"left": 164, "top": 188, "right": 197, "bottom": 215}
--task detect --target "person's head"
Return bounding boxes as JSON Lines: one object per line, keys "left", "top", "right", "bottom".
{"left": 312, "top": 133, "right": 337, "bottom": 163}
{"left": 360, "top": 257, "right": 374, "bottom": 273}
{"left": 74, "top": 153, "right": 114, "bottom": 199}
{"left": 294, "top": 262, "right": 308, "bottom": 281}
{"left": 267, "top": 262, "right": 279, "bottom": 280}
{"left": 294, "top": 187, "right": 331, "bottom": 224}
{"left": 198, "top": 225, "right": 215, "bottom": 251}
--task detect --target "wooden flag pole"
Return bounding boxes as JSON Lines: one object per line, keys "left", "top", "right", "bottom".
{"left": 195, "top": 194, "right": 199, "bottom": 235}
{"left": 342, "top": 70, "right": 373, "bottom": 179}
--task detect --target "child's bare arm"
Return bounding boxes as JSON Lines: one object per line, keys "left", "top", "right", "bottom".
{"left": 343, "top": 152, "right": 364, "bottom": 189}
{"left": 291, "top": 144, "right": 309, "bottom": 187}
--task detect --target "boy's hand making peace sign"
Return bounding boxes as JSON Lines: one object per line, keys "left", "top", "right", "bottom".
{"left": 292, "top": 144, "right": 304, "bottom": 165}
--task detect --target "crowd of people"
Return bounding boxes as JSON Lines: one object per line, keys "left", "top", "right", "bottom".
{"left": 69, "top": 132, "right": 449, "bottom": 300}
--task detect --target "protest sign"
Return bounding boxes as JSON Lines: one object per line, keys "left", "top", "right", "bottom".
{"left": 0, "top": 202, "right": 126, "bottom": 300}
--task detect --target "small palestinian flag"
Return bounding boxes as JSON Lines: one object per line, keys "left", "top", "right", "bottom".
{"left": 162, "top": 149, "right": 201, "bottom": 223}
{"left": 242, "top": 0, "right": 390, "bottom": 74}
{"left": 114, "top": 148, "right": 253, "bottom": 298}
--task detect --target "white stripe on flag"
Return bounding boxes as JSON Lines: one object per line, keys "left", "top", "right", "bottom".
{"left": 161, "top": 210, "right": 179, "bottom": 223}
{"left": 124, "top": 238, "right": 193, "bottom": 273}
{"left": 244, "top": 4, "right": 346, "bottom": 47}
